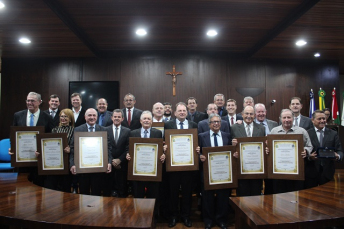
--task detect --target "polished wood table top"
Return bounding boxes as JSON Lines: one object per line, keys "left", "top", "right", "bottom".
{"left": 0, "top": 173, "right": 155, "bottom": 229}
{"left": 230, "top": 169, "right": 344, "bottom": 229}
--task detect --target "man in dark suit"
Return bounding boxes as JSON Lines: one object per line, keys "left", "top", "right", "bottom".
{"left": 165, "top": 102, "right": 198, "bottom": 228}
{"left": 163, "top": 102, "right": 174, "bottom": 122}
{"left": 236, "top": 96, "right": 255, "bottom": 119}
{"left": 306, "top": 110, "right": 343, "bottom": 188}
{"left": 96, "top": 98, "right": 113, "bottom": 127}
{"left": 71, "top": 92, "right": 86, "bottom": 127}
{"left": 214, "top": 94, "right": 228, "bottom": 117}
{"left": 44, "top": 94, "right": 61, "bottom": 127}
{"left": 231, "top": 105, "right": 265, "bottom": 196}
{"left": 103, "top": 109, "right": 131, "bottom": 197}
{"left": 186, "top": 97, "right": 207, "bottom": 124}
{"left": 222, "top": 99, "right": 243, "bottom": 127}
{"left": 198, "top": 113, "right": 235, "bottom": 229}
{"left": 121, "top": 93, "right": 142, "bottom": 130}
{"left": 289, "top": 97, "right": 313, "bottom": 130}
{"left": 70, "top": 108, "right": 113, "bottom": 196}
{"left": 199, "top": 103, "right": 230, "bottom": 134}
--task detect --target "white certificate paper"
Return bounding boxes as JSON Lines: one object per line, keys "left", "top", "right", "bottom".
{"left": 170, "top": 134, "right": 194, "bottom": 166}
{"left": 208, "top": 152, "right": 232, "bottom": 185}
{"left": 240, "top": 142, "right": 264, "bottom": 174}
{"left": 273, "top": 140, "right": 298, "bottom": 174}
{"left": 133, "top": 143, "right": 158, "bottom": 176}
{"left": 41, "top": 138, "right": 64, "bottom": 170}
{"left": 16, "top": 131, "right": 39, "bottom": 162}
{"left": 79, "top": 137, "right": 103, "bottom": 168}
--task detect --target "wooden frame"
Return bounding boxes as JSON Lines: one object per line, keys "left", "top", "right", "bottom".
{"left": 74, "top": 131, "right": 108, "bottom": 173}
{"left": 236, "top": 137, "right": 267, "bottom": 179}
{"left": 267, "top": 134, "right": 304, "bottom": 180}
{"left": 165, "top": 129, "right": 199, "bottom": 172}
{"left": 152, "top": 122, "right": 165, "bottom": 136}
{"left": 127, "top": 137, "right": 163, "bottom": 182}
{"left": 36, "top": 133, "right": 69, "bottom": 175}
{"left": 203, "top": 146, "right": 238, "bottom": 190}
{"left": 10, "top": 126, "right": 45, "bottom": 167}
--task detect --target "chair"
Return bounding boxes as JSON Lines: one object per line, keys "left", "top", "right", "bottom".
{"left": 0, "top": 139, "right": 14, "bottom": 171}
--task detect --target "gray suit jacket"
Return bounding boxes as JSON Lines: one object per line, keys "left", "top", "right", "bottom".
{"left": 299, "top": 115, "right": 313, "bottom": 130}
{"left": 231, "top": 122, "right": 266, "bottom": 138}
{"left": 70, "top": 124, "right": 113, "bottom": 168}
{"left": 97, "top": 110, "right": 113, "bottom": 127}
{"left": 266, "top": 119, "right": 278, "bottom": 131}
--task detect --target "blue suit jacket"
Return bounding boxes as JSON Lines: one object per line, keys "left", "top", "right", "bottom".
{"left": 97, "top": 110, "right": 113, "bottom": 127}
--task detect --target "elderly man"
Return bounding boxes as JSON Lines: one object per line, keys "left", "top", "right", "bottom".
{"left": 222, "top": 99, "right": 243, "bottom": 127}
{"left": 96, "top": 98, "right": 113, "bottom": 127}
{"left": 152, "top": 102, "right": 165, "bottom": 122}
{"left": 231, "top": 105, "right": 265, "bottom": 196}
{"left": 237, "top": 96, "right": 255, "bottom": 119}
{"left": 270, "top": 109, "right": 313, "bottom": 193}
{"left": 305, "top": 110, "right": 343, "bottom": 188}
{"left": 70, "top": 92, "right": 86, "bottom": 127}
{"left": 186, "top": 97, "right": 207, "bottom": 124}
{"left": 44, "top": 94, "right": 61, "bottom": 127}
{"left": 70, "top": 108, "right": 113, "bottom": 196}
{"left": 289, "top": 97, "right": 313, "bottom": 130}
{"left": 121, "top": 93, "right": 143, "bottom": 130}
{"left": 213, "top": 93, "right": 227, "bottom": 117}
{"left": 198, "top": 103, "right": 230, "bottom": 134}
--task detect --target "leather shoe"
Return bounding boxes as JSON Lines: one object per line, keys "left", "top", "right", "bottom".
{"left": 217, "top": 223, "right": 227, "bottom": 229}
{"left": 204, "top": 223, "right": 212, "bottom": 229}
{"left": 182, "top": 217, "right": 192, "bottom": 227}
{"left": 168, "top": 218, "right": 177, "bottom": 227}
{"left": 111, "top": 191, "right": 119, "bottom": 197}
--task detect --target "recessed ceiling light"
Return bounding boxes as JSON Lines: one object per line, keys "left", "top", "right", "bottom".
{"left": 314, "top": 53, "right": 320, "bottom": 57}
{"left": 19, "top": 38, "right": 31, "bottom": 44}
{"left": 207, "top": 30, "right": 217, "bottom": 37}
{"left": 295, "top": 40, "right": 307, "bottom": 46}
{"left": 0, "top": 2, "right": 5, "bottom": 9}
{"left": 136, "top": 29, "right": 147, "bottom": 36}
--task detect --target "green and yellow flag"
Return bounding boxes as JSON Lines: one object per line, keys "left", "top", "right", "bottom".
{"left": 318, "top": 88, "right": 326, "bottom": 110}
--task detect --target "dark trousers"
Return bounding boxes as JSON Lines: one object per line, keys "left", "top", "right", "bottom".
{"left": 133, "top": 181, "right": 159, "bottom": 198}
{"left": 202, "top": 188, "right": 230, "bottom": 225}
{"left": 169, "top": 171, "right": 194, "bottom": 219}
{"left": 44, "top": 173, "right": 72, "bottom": 192}
{"left": 236, "top": 179, "right": 262, "bottom": 196}
{"left": 78, "top": 173, "right": 103, "bottom": 196}
{"left": 102, "top": 166, "right": 127, "bottom": 197}
{"left": 273, "top": 179, "right": 304, "bottom": 194}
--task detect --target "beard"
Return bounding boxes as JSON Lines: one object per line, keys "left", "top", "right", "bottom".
{"left": 164, "top": 112, "right": 171, "bottom": 117}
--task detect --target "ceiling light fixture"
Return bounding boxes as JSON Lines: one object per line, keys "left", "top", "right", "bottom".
{"left": 0, "top": 2, "right": 5, "bottom": 9}
{"left": 136, "top": 29, "right": 147, "bottom": 36}
{"left": 295, "top": 40, "right": 307, "bottom": 46}
{"left": 314, "top": 53, "right": 320, "bottom": 57}
{"left": 207, "top": 30, "right": 217, "bottom": 37}
{"left": 19, "top": 38, "right": 31, "bottom": 44}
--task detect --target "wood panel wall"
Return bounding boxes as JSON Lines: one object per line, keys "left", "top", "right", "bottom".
{"left": 0, "top": 53, "right": 339, "bottom": 139}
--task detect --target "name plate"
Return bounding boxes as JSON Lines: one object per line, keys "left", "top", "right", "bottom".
{"left": 317, "top": 147, "right": 336, "bottom": 158}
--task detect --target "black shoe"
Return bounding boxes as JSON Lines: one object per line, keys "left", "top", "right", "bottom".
{"left": 111, "top": 191, "right": 119, "bottom": 197}
{"left": 168, "top": 218, "right": 177, "bottom": 228}
{"left": 72, "top": 188, "right": 77, "bottom": 194}
{"left": 217, "top": 223, "right": 227, "bottom": 229}
{"left": 205, "top": 223, "right": 212, "bottom": 229}
{"left": 182, "top": 217, "right": 192, "bottom": 227}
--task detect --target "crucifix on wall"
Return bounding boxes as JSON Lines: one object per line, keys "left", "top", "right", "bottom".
{"left": 166, "top": 65, "right": 182, "bottom": 96}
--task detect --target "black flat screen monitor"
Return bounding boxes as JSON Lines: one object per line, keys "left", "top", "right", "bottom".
{"left": 69, "top": 81, "right": 120, "bottom": 112}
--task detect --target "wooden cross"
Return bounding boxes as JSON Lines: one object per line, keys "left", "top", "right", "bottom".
{"left": 166, "top": 65, "right": 182, "bottom": 96}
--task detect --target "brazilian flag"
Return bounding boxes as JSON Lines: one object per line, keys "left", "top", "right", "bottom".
{"left": 318, "top": 89, "right": 326, "bottom": 110}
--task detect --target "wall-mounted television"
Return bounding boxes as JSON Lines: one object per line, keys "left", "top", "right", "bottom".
{"left": 69, "top": 81, "right": 120, "bottom": 111}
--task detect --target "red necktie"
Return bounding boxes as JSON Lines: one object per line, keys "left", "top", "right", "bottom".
{"left": 231, "top": 117, "right": 234, "bottom": 125}
{"left": 128, "top": 109, "right": 131, "bottom": 126}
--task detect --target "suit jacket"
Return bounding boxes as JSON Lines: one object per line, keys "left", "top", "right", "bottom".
{"left": 187, "top": 111, "right": 207, "bottom": 124}
{"left": 130, "top": 127, "right": 162, "bottom": 139}
{"left": 97, "top": 110, "right": 113, "bottom": 127}
{"left": 306, "top": 127, "right": 343, "bottom": 180}
{"left": 106, "top": 125, "right": 131, "bottom": 163}
{"left": 74, "top": 108, "right": 86, "bottom": 127}
{"left": 164, "top": 119, "right": 198, "bottom": 130}
{"left": 44, "top": 109, "right": 60, "bottom": 127}
{"left": 222, "top": 114, "right": 243, "bottom": 125}
{"left": 13, "top": 109, "right": 54, "bottom": 133}
{"left": 121, "top": 108, "right": 143, "bottom": 131}
{"left": 198, "top": 119, "right": 230, "bottom": 134}
{"left": 70, "top": 124, "right": 113, "bottom": 168}
{"left": 231, "top": 122, "right": 266, "bottom": 138}
{"left": 299, "top": 115, "right": 313, "bottom": 130}
{"left": 198, "top": 131, "right": 232, "bottom": 149}
{"left": 204, "top": 107, "right": 228, "bottom": 119}
{"left": 266, "top": 119, "right": 278, "bottom": 131}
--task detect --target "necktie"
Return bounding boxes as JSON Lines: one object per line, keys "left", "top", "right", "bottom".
{"left": 231, "top": 117, "right": 234, "bottom": 125}
{"left": 127, "top": 109, "right": 131, "bottom": 126}
{"left": 218, "top": 107, "right": 222, "bottom": 116}
{"left": 115, "top": 127, "right": 119, "bottom": 144}
{"left": 99, "top": 114, "right": 104, "bottom": 126}
{"left": 180, "top": 122, "right": 184, "bottom": 129}
{"left": 294, "top": 117, "right": 298, "bottom": 126}
{"left": 318, "top": 129, "right": 324, "bottom": 147}
{"left": 191, "top": 114, "right": 194, "bottom": 121}
{"left": 260, "top": 122, "right": 264, "bottom": 125}
{"left": 213, "top": 133, "right": 218, "bottom": 147}
{"left": 30, "top": 113, "right": 34, "bottom": 126}
{"left": 164, "top": 117, "right": 168, "bottom": 122}
{"left": 246, "top": 124, "right": 251, "bottom": 137}
{"left": 89, "top": 126, "right": 94, "bottom": 132}
{"left": 144, "top": 130, "right": 148, "bottom": 138}
{"left": 51, "top": 110, "right": 55, "bottom": 118}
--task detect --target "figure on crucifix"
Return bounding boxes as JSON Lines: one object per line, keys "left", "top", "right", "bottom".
{"left": 166, "top": 65, "right": 182, "bottom": 96}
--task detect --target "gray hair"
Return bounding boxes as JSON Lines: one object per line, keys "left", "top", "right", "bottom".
{"left": 112, "top": 109, "right": 124, "bottom": 117}
{"left": 208, "top": 113, "right": 221, "bottom": 124}
{"left": 279, "top": 109, "right": 294, "bottom": 119}
{"left": 254, "top": 103, "right": 266, "bottom": 111}
{"left": 28, "top": 92, "right": 41, "bottom": 101}
{"left": 214, "top": 93, "right": 225, "bottom": 101}
{"left": 243, "top": 96, "right": 254, "bottom": 104}
{"left": 124, "top": 93, "right": 135, "bottom": 101}
{"left": 140, "top": 110, "right": 153, "bottom": 120}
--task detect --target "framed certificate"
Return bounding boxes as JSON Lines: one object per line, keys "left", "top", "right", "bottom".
{"left": 203, "top": 146, "right": 238, "bottom": 190}
{"left": 127, "top": 137, "right": 163, "bottom": 182}
{"left": 152, "top": 122, "right": 165, "bottom": 136}
{"left": 10, "top": 126, "right": 45, "bottom": 167}
{"left": 74, "top": 131, "right": 108, "bottom": 173}
{"left": 165, "top": 129, "right": 199, "bottom": 172}
{"left": 36, "top": 133, "right": 69, "bottom": 175}
{"left": 267, "top": 134, "right": 304, "bottom": 180}
{"left": 236, "top": 137, "right": 267, "bottom": 179}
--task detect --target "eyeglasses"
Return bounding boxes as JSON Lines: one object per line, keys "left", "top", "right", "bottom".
{"left": 26, "top": 100, "right": 38, "bottom": 103}
{"left": 210, "top": 121, "right": 220, "bottom": 124}
{"left": 60, "top": 115, "right": 69, "bottom": 118}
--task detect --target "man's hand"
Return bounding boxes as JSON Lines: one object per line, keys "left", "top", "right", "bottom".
{"left": 8, "top": 148, "right": 14, "bottom": 155}
{"left": 200, "top": 155, "right": 206, "bottom": 162}
{"left": 35, "top": 151, "right": 40, "bottom": 158}
{"left": 233, "top": 152, "right": 239, "bottom": 158}
{"left": 196, "top": 146, "right": 200, "bottom": 154}
{"left": 301, "top": 150, "right": 307, "bottom": 158}
{"left": 160, "top": 154, "right": 166, "bottom": 163}
{"left": 64, "top": 146, "right": 70, "bottom": 153}
{"left": 70, "top": 165, "right": 76, "bottom": 175}
{"left": 107, "top": 163, "right": 112, "bottom": 173}
{"left": 126, "top": 153, "right": 131, "bottom": 161}
{"left": 309, "top": 152, "right": 317, "bottom": 160}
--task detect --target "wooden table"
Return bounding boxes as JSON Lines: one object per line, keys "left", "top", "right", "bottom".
{"left": 230, "top": 169, "right": 344, "bottom": 229}
{"left": 0, "top": 173, "right": 155, "bottom": 229}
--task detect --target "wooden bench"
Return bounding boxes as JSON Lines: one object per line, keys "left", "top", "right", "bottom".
{"left": 230, "top": 169, "right": 344, "bottom": 229}
{"left": 0, "top": 173, "right": 155, "bottom": 229}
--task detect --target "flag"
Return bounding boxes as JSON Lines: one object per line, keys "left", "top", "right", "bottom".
{"left": 331, "top": 88, "right": 340, "bottom": 125}
{"left": 318, "top": 88, "right": 326, "bottom": 110}
{"left": 309, "top": 89, "right": 316, "bottom": 118}
{"left": 341, "top": 92, "right": 344, "bottom": 126}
